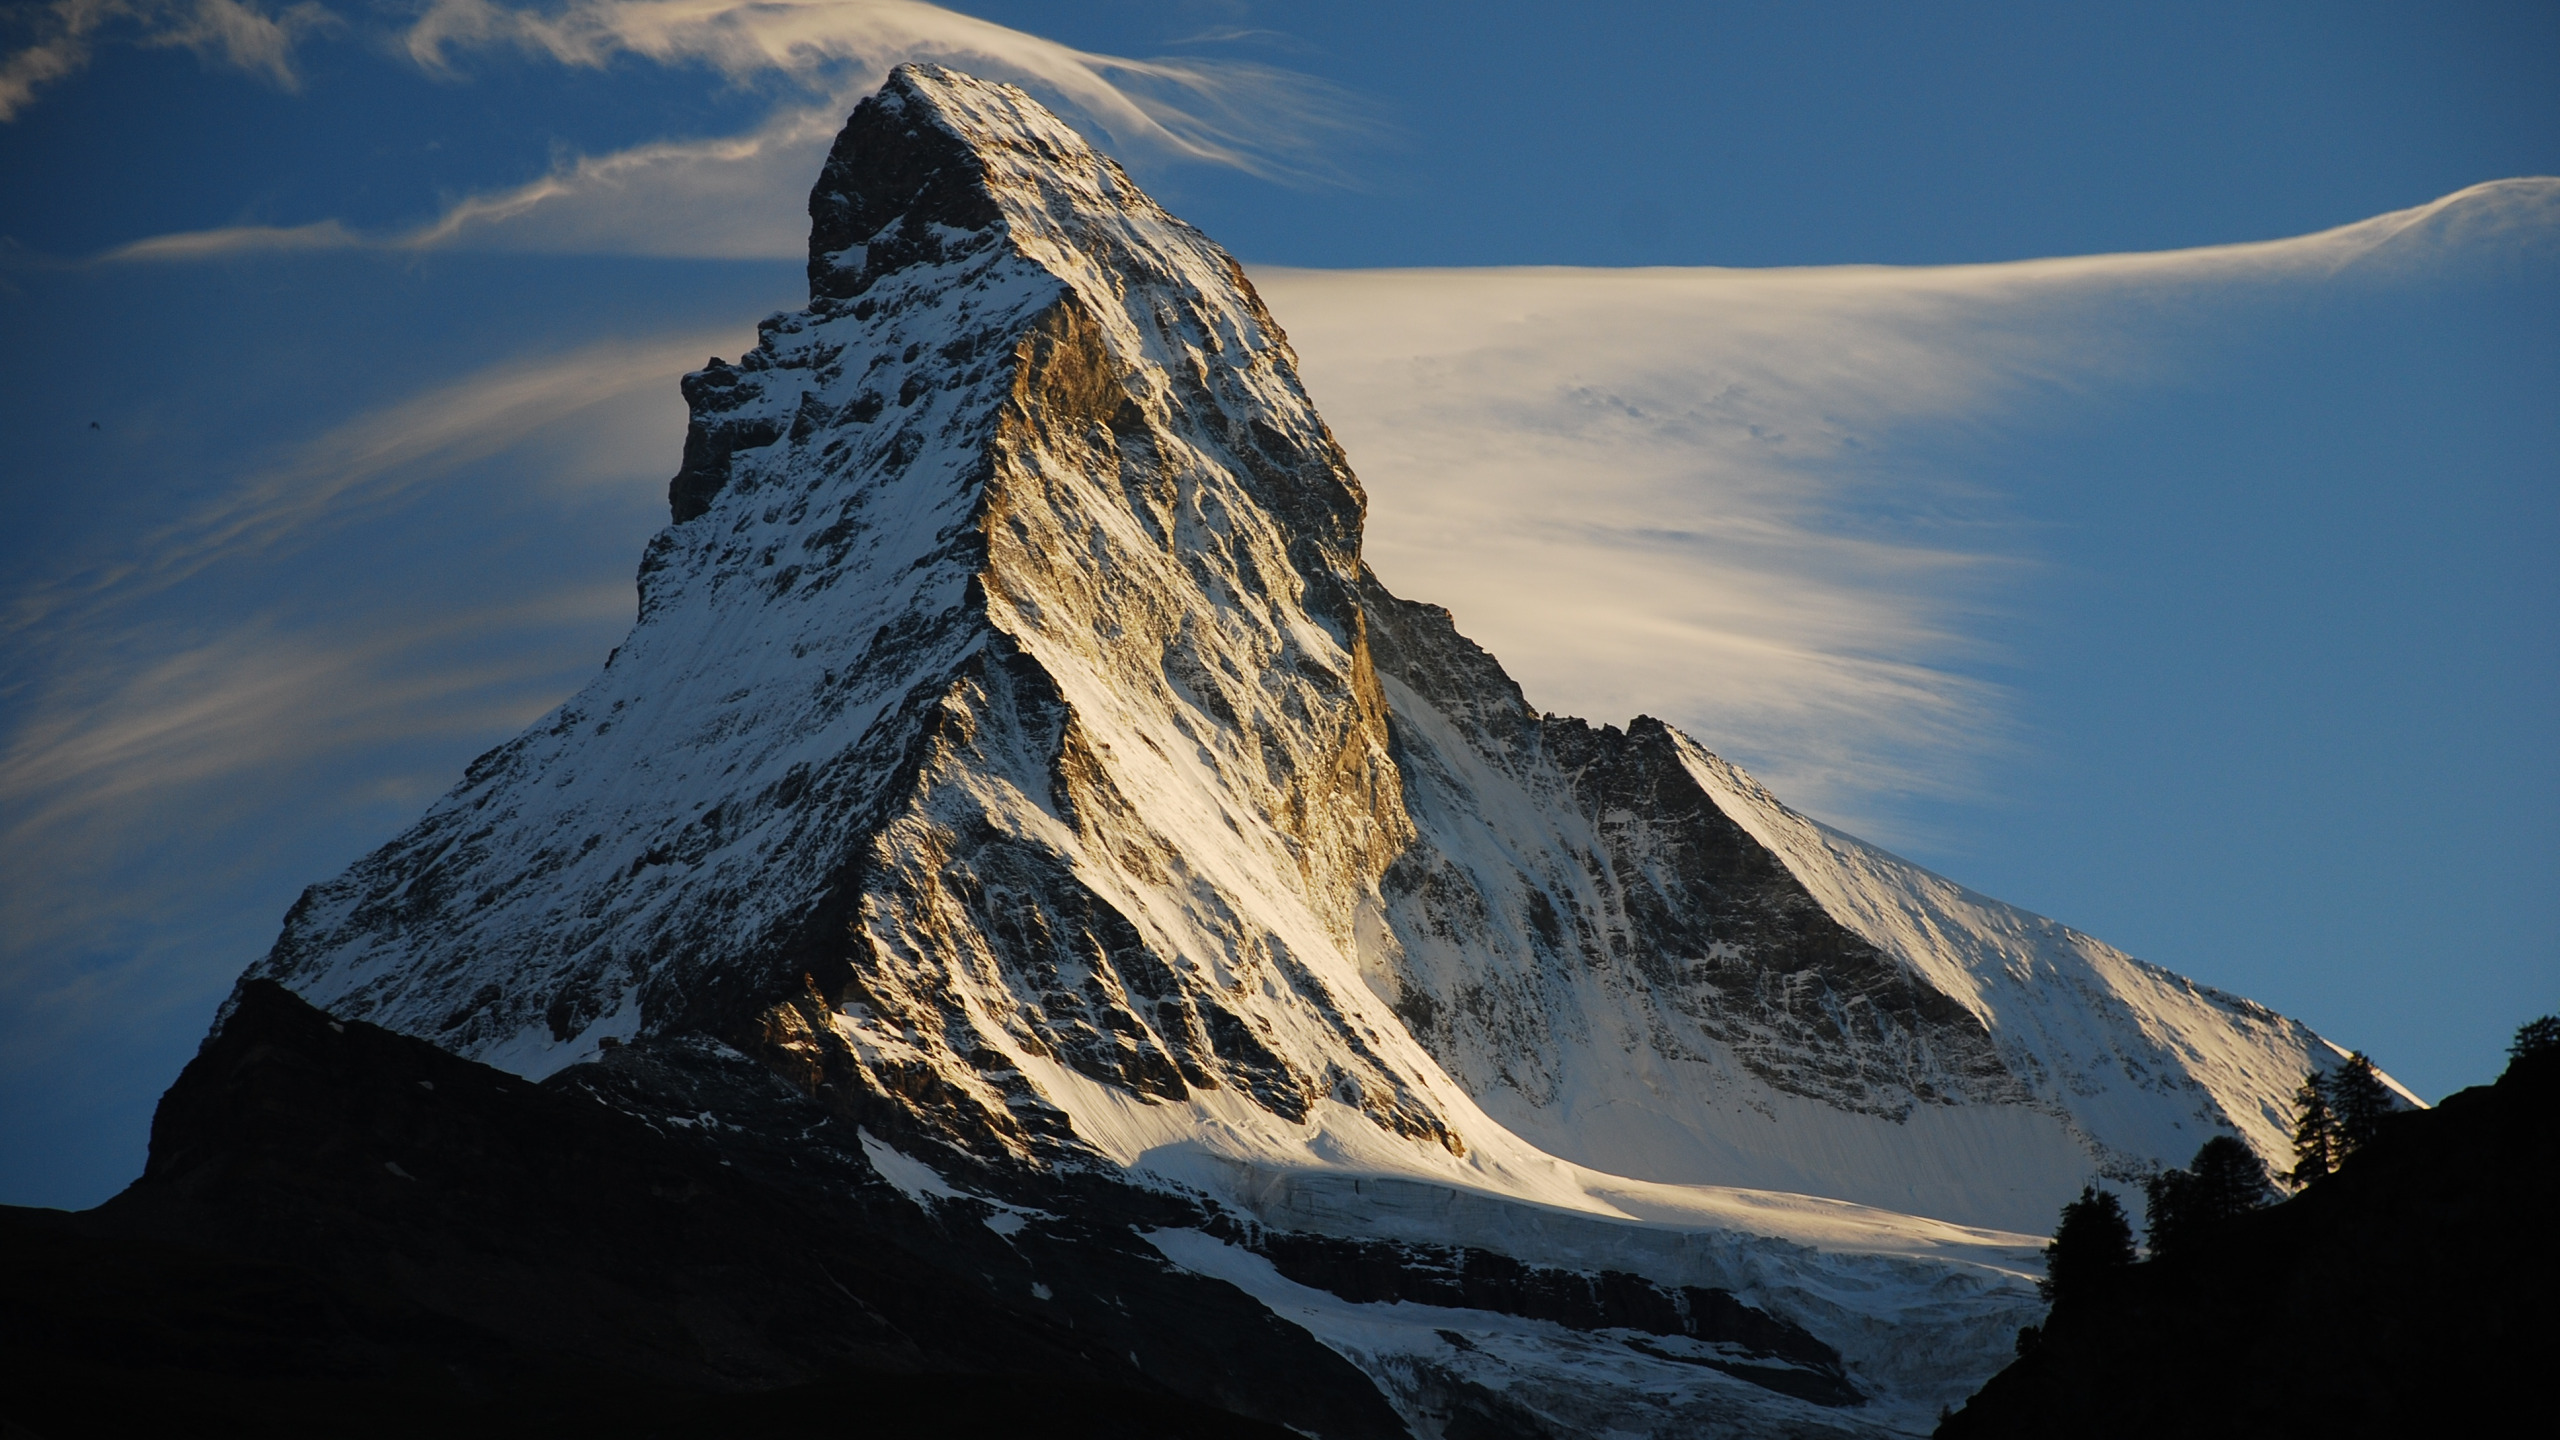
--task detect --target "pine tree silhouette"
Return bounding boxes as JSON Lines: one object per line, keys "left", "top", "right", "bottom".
{"left": 2143, "top": 1136, "right": 2271, "bottom": 1258}
{"left": 2143, "top": 1166, "right": 2195, "bottom": 1257}
{"left": 2040, "top": 1184, "right": 2136, "bottom": 1303}
{"left": 2511, "top": 1015, "right": 2560, "bottom": 1071}
{"left": 2188, "top": 1135, "right": 2273, "bottom": 1223}
{"left": 2288, "top": 1070, "right": 2337, "bottom": 1187}
{"left": 2331, "top": 1052, "right": 2393, "bottom": 1158}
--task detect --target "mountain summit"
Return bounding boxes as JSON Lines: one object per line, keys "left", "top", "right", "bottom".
{"left": 224, "top": 65, "right": 2393, "bottom": 1435}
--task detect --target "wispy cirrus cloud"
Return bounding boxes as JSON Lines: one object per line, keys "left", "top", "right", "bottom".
{"left": 101, "top": 218, "right": 362, "bottom": 261}
{"left": 96, "top": 114, "right": 835, "bottom": 260}
{"left": 96, "top": 0, "right": 1372, "bottom": 261}
{"left": 0, "top": 0, "right": 336, "bottom": 121}
{"left": 404, "top": 0, "right": 1365, "bottom": 179}
{"left": 5, "top": 329, "right": 735, "bottom": 635}
{"left": 0, "top": 323, "right": 731, "bottom": 1061}
{"left": 393, "top": 102, "right": 846, "bottom": 257}
{"left": 1258, "top": 178, "right": 2560, "bottom": 834}
{"left": 1, "top": 323, "right": 728, "bottom": 948}
{"left": 0, "top": 580, "right": 640, "bottom": 1100}
{"left": 0, "top": 587, "right": 632, "bottom": 871}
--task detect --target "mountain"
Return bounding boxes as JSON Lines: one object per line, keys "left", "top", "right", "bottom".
{"left": 156, "top": 64, "right": 2401, "bottom": 1436}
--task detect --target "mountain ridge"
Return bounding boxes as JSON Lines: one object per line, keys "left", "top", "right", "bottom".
{"left": 212, "top": 64, "right": 2401, "bottom": 1435}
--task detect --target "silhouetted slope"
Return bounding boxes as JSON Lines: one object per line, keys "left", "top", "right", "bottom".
{"left": 0, "top": 980, "right": 1396, "bottom": 1439}
{"left": 1937, "top": 1054, "right": 2560, "bottom": 1438}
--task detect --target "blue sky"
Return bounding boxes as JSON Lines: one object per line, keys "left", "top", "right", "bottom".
{"left": 1, "top": 0, "right": 2553, "bottom": 1209}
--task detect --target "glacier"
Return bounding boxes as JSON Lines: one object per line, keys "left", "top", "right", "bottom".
{"left": 229, "top": 64, "right": 2408, "bottom": 1436}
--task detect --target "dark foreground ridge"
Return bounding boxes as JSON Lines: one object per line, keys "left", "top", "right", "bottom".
{"left": 1937, "top": 1050, "right": 2560, "bottom": 1439}
{"left": 0, "top": 980, "right": 1401, "bottom": 1439}
{"left": 7, "top": 980, "right": 1863, "bottom": 1438}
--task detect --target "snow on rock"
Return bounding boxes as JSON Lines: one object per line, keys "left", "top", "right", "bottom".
{"left": 232, "top": 64, "right": 2407, "bottom": 1435}
{"left": 1356, "top": 591, "right": 2398, "bottom": 1234}
{"left": 1150, "top": 1226, "right": 1923, "bottom": 1439}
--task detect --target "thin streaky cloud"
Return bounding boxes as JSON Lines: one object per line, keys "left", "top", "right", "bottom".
{"left": 4, "top": 328, "right": 740, "bottom": 639}
{"left": 96, "top": 0, "right": 1371, "bottom": 261}
{"left": 2, "top": 324, "right": 728, "bottom": 772}
{"left": 0, "top": 0, "right": 107, "bottom": 121}
{"left": 144, "top": 0, "right": 334, "bottom": 83}
{"left": 1251, "top": 177, "right": 2560, "bottom": 837}
{"left": 1160, "top": 29, "right": 1313, "bottom": 52}
{"left": 0, "top": 327, "right": 716, "bottom": 1006}
{"left": 402, "top": 0, "right": 1371, "bottom": 180}
{"left": 104, "top": 219, "right": 363, "bottom": 261}
{"left": 0, "top": 0, "right": 335, "bottom": 121}
{"left": 98, "top": 109, "right": 833, "bottom": 260}
{"left": 0, "top": 585, "right": 635, "bottom": 1062}
{"left": 0, "top": 586, "right": 633, "bottom": 850}
{"left": 399, "top": 104, "right": 844, "bottom": 256}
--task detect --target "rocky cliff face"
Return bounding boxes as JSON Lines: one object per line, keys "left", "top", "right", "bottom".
{"left": 230, "top": 65, "right": 2396, "bottom": 1437}
{"left": 1363, "top": 588, "right": 2023, "bottom": 1123}
{"left": 258, "top": 65, "right": 1441, "bottom": 1167}
{"left": 1357, "top": 583, "right": 2377, "bottom": 1229}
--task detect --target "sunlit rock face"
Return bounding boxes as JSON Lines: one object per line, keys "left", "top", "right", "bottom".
{"left": 238, "top": 65, "right": 2384, "bottom": 1436}
{"left": 258, "top": 65, "right": 1435, "bottom": 1161}
{"left": 1355, "top": 587, "right": 2346, "bottom": 1229}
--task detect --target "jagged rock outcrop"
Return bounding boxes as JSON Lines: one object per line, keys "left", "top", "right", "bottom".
{"left": 213, "top": 65, "right": 2409, "bottom": 1436}
{"left": 257, "top": 64, "right": 1441, "bottom": 1166}
{"left": 1354, "top": 585, "right": 2373, "bottom": 1228}
{"left": 1363, "top": 586, "right": 2023, "bottom": 1119}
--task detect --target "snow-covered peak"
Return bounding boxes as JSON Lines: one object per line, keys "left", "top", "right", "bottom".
{"left": 234, "top": 69, "right": 2407, "bottom": 1433}
{"left": 253, "top": 60, "right": 1422, "bottom": 1157}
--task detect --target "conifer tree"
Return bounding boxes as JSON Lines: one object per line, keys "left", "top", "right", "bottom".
{"left": 2040, "top": 1184, "right": 2136, "bottom": 1303}
{"left": 2187, "top": 1135, "right": 2273, "bottom": 1224}
{"left": 2142, "top": 1164, "right": 2195, "bottom": 1257}
{"left": 2330, "top": 1052, "right": 2393, "bottom": 1158}
{"left": 2511, "top": 1015, "right": 2560, "bottom": 1071}
{"left": 2143, "top": 1136, "right": 2271, "bottom": 1257}
{"left": 2287, "top": 1070, "right": 2336, "bottom": 1186}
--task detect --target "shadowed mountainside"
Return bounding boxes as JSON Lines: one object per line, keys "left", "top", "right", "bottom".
{"left": 1936, "top": 1052, "right": 2559, "bottom": 1438}
{"left": 0, "top": 980, "right": 1399, "bottom": 1439}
